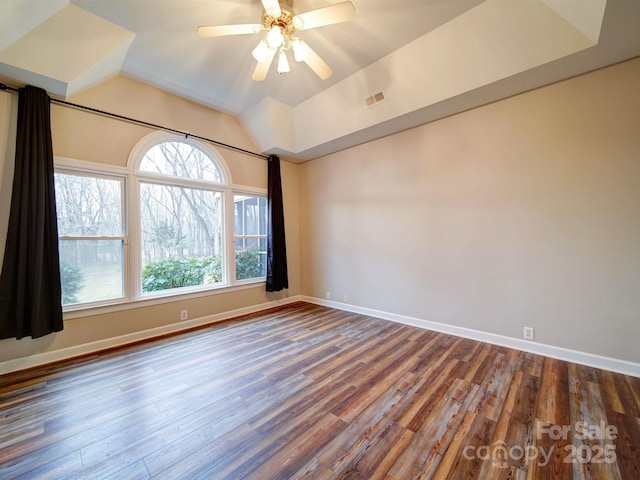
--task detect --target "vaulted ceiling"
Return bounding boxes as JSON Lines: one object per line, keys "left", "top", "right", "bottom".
{"left": 1, "top": 0, "right": 639, "bottom": 161}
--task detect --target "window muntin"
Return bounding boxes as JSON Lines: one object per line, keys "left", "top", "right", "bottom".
{"left": 234, "top": 194, "right": 267, "bottom": 280}
{"left": 54, "top": 173, "right": 126, "bottom": 306}
{"left": 138, "top": 141, "right": 222, "bottom": 183}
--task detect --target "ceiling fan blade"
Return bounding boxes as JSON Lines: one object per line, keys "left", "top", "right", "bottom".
{"left": 261, "top": 0, "right": 281, "bottom": 17}
{"left": 252, "top": 47, "right": 277, "bottom": 81}
{"left": 294, "top": 1, "right": 355, "bottom": 30}
{"left": 197, "top": 24, "right": 260, "bottom": 37}
{"left": 300, "top": 41, "right": 333, "bottom": 80}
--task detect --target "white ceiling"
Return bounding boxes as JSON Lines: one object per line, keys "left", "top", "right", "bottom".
{"left": 1, "top": 0, "right": 639, "bottom": 161}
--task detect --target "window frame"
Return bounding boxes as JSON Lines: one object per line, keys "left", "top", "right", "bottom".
{"left": 133, "top": 179, "right": 228, "bottom": 298}
{"left": 54, "top": 162, "right": 130, "bottom": 309}
{"left": 54, "top": 132, "right": 267, "bottom": 318}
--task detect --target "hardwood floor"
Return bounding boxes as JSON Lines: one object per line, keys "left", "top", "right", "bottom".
{"left": 1, "top": 302, "right": 639, "bottom": 479}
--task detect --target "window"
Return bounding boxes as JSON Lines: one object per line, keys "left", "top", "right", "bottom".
{"left": 234, "top": 195, "right": 267, "bottom": 280}
{"left": 54, "top": 172, "right": 125, "bottom": 306}
{"left": 139, "top": 141, "right": 222, "bottom": 182}
{"left": 137, "top": 140, "right": 225, "bottom": 295}
{"left": 53, "top": 133, "right": 266, "bottom": 311}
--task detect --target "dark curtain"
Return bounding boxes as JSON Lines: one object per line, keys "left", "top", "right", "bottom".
{"left": 0, "top": 85, "right": 63, "bottom": 339}
{"left": 266, "top": 155, "right": 288, "bottom": 292}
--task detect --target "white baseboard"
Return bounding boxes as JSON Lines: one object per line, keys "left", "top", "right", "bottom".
{"left": 0, "top": 296, "right": 303, "bottom": 376}
{"left": 301, "top": 296, "right": 640, "bottom": 378}
{"left": 3, "top": 295, "right": 638, "bottom": 378}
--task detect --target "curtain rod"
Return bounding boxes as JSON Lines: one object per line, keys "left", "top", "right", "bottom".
{"left": 0, "top": 83, "right": 269, "bottom": 160}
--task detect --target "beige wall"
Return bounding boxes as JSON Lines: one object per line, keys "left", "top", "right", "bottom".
{"left": 300, "top": 58, "right": 640, "bottom": 364}
{"left": 2, "top": 57, "right": 639, "bottom": 369}
{"left": 0, "top": 78, "right": 301, "bottom": 367}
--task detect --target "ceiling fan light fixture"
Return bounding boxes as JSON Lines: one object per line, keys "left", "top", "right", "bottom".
{"left": 292, "top": 38, "right": 308, "bottom": 62}
{"left": 277, "top": 51, "right": 291, "bottom": 74}
{"left": 252, "top": 40, "right": 270, "bottom": 63}
{"left": 267, "top": 25, "right": 284, "bottom": 48}
{"left": 197, "top": 1, "right": 355, "bottom": 80}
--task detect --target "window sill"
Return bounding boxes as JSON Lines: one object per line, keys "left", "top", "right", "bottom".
{"left": 62, "top": 279, "right": 266, "bottom": 320}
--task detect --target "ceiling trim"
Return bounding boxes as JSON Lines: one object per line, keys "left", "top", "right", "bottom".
{"left": 0, "top": 4, "right": 135, "bottom": 98}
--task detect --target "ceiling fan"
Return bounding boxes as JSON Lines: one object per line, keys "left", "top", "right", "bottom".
{"left": 198, "top": 0, "right": 356, "bottom": 81}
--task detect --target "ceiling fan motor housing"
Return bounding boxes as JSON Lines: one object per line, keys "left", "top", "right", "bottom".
{"left": 261, "top": 7, "right": 297, "bottom": 36}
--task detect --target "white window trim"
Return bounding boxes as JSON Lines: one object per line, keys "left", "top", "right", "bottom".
{"left": 62, "top": 281, "right": 265, "bottom": 319}
{"left": 128, "top": 131, "right": 232, "bottom": 184}
{"left": 54, "top": 132, "right": 268, "bottom": 318}
{"left": 54, "top": 166, "right": 130, "bottom": 309}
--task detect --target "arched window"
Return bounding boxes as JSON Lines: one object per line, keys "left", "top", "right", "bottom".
{"left": 53, "top": 131, "right": 267, "bottom": 311}
{"left": 138, "top": 141, "right": 224, "bottom": 183}
{"left": 134, "top": 135, "right": 231, "bottom": 295}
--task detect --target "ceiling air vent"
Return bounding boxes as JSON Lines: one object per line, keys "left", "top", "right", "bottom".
{"left": 365, "top": 89, "right": 387, "bottom": 108}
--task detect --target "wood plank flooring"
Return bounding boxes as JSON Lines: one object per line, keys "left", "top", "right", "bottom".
{"left": 0, "top": 302, "right": 639, "bottom": 479}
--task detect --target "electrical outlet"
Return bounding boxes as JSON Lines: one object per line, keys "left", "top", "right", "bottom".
{"left": 523, "top": 327, "right": 535, "bottom": 340}
{"left": 180, "top": 310, "right": 188, "bottom": 320}
{"left": 343, "top": 294, "right": 349, "bottom": 303}
{"left": 325, "top": 291, "right": 331, "bottom": 300}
